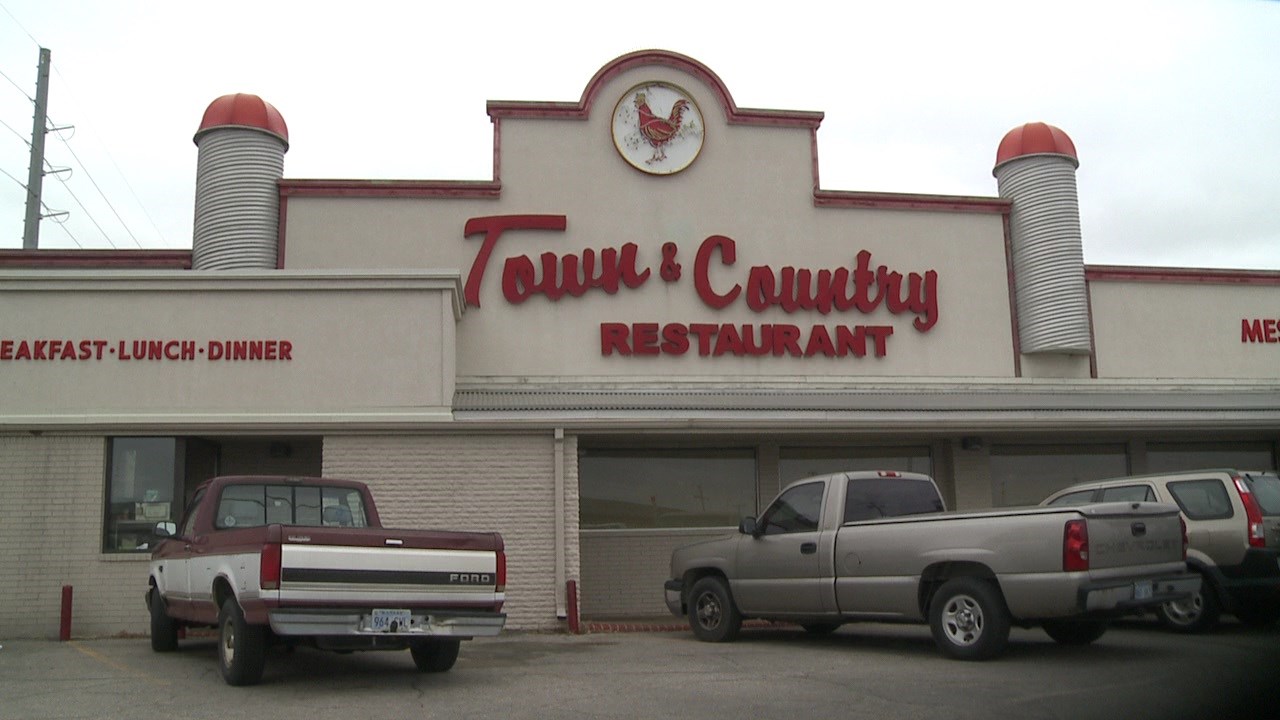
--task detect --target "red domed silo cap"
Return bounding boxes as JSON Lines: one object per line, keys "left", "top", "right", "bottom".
{"left": 994, "top": 122, "right": 1076, "bottom": 171}
{"left": 194, "top": 93, "right": 289, "bottom": 148}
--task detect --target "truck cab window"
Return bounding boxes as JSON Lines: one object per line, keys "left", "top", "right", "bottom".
{"left": 844, "top": 477, "right": 944, "bottom": 522}
{"left": 759, "top": 482, "right": 824, "bottom": 535}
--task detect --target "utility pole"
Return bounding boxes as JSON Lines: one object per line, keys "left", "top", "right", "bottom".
{"left": 22, "top": 47, "right": 52, "bottom": 250}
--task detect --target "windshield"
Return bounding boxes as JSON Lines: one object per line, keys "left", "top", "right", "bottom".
{"left": 1243, "top": 473, "right": 1280, "bottom": 515}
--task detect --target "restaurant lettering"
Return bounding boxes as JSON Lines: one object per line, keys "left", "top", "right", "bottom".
{"left": 465, "top": 214, "right": 939, "bottom": 358}
{"left": 0, "top": 339, "right": 293, "bottom": 362}
{"left": 1241, "top": 318, "right": 1280, "bottom": 343}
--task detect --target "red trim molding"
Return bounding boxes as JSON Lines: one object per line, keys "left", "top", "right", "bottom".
{"left": 1085, "top": 265, "right": 1280, "bottom": 285}
{"left": 488, "top": 50, "right": 824, "bottom": 129}
{"left": 0, "top": 250, "right": 192, "bottom": 269}
{"left": 279, "top": 179, "right": 502, "bottom": 199}
{"left": 814, "top": 190, "right": 1010, "bottom": 214}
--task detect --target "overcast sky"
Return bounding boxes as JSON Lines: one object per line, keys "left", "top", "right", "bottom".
{"left": 1, "top": 0, "right": 1277, "bottom": 269}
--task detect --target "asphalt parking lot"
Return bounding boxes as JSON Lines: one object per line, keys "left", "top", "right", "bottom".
{"left": 2, "top": 619, "right": 1277, "bottom": 720}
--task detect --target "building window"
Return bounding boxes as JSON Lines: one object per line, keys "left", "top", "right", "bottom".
{"left": 1145, "top": 442, "right": 1276, "bottom": 474}
{"left": 779, "top": 446, "right": 932, "bottom": 485}
{"left": 579, "top": 448, "right": 756, "bottom": 529}
{"left": 990, "top": 444, "right": 1128, "bottom": 507}
{"left": 104, "top": 438, "right": 182, "bottom": 552}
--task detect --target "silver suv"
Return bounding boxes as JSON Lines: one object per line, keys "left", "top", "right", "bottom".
{"left": 1042, "top": 469, "right": 1280, "bottom": 632}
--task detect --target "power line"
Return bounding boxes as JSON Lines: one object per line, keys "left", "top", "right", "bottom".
{"left": 40, "top": 197, "right": 82, "bottom": 248}
{"left": 0, "top": 2, "right": 41, "bottom": 47}
{"left": 0, "top": 65, "right": 33, "bottom": 100}
{"left": 0, "top": 164, "right": 25, "bottom": 190}
{"left": 0, "top": 115, "right": 27, "bottom": 145}
{"left": 48, "top": 125, "right": 143, "bottom": 248}
{"left": 43, "top": 157, "right": 117, "bottom": 248}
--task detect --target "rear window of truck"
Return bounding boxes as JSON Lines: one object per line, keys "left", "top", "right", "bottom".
{"left": 214, "top": 484, "right": 369, "bottom": 529}
{"left": 843, "top": 477, "right": 944, "bottom": 522}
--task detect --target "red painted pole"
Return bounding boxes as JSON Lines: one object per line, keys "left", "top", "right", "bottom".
{"left": 566, "top": 579, "right": 580, "bottom": 634}
{"left": 59, "top": 585, "right": 72, "bottom": 641}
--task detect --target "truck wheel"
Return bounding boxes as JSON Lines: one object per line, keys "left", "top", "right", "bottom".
{"left": 929, "top": 578, "right": 1011, "bottom": 660}
{"left": 1041, "top": 619, "right": 1108, "bottom": 645}
{"left": 149, "top": 589, "right": 178, "bottom": 652}
{"left": 410, "top": 638, "right": 461, "bottom": 672}
{"left": 688, "top": 577, "right": 742, "bottom": 643}
{"left": 217, "top": 598, "right": 267, "bottom": 686}
{"left": 1157, "top": 572, "right": 1220, "bottom": 633}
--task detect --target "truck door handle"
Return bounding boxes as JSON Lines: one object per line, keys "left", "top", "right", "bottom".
{"left": 801, "top": 542, "right": 817, "bottom": 554}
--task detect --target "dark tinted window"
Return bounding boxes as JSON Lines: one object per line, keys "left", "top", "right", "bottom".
{"left": 1047, "top": 489, "right": 1098, "bottom": 507}
{"left": 1100, "top": 485, "right": 1157, "bottom": 503}
{"left": 843, "top": 477, "right": 943, "bottom": 522}
{"left": 759, "top": 482, "right": 824, "bottom": 535}
{"left": 579, "top": 449, "right": 756, "bottom": 529}
{"left": 1243, "top": 473, "right": 1280, "bottom": 515}
{"left": 1167, "top": 479, "right": 1234, "bottom": 521}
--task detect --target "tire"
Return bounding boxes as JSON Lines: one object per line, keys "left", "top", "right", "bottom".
{"left": 801, "top": 623, "right": 841, "bottom": 635}
{"left": 410, "top": 638, "right": 461, "bottom": 672}
{"left": 687, "top": 576, "right": 742, "bottom": 643}
{"left": 1041, "top": 619, "right": 1108, "bottom": 645}
{"left": 928, "top": 578, "right": 1011, "bottom": 661}
{"left": 149, "top": 588, "right": 178, "bottom": 653}
{"left": 1157, "top": 572, "right": 1220, "bottom": 633}
{"left": 217, "top": 598, "right": 267, "bottom": 686}
{"left": 1233, "top": 604, "right": 1280, "bottom": 628}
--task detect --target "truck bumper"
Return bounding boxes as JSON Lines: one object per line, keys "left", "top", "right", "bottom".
{"left": 1081, "top": 573, "right": 1201, "bottom": 613}
{"left": 664, "top": 580, "right": 683, "bottom": 617}
{"left": 268, "top": 609, "right": 506, "bottom": 638}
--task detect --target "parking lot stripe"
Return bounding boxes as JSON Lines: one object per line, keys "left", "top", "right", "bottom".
{"left": 69, "top": 642, "right": 170, "bottom": 685}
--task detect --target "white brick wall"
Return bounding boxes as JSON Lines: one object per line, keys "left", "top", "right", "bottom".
{"left": 0, "top": 434, "right": 151, "bottom": 639}
{"left": 323, "top": 432, "right": 579, "bottom": 631}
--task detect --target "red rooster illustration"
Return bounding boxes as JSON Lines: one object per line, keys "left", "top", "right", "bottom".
{"left": 634, "top": 92, "right": 690, "bottom": 164}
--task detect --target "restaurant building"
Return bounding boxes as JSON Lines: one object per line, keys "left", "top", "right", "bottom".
{"left": 2, "top": 50, "right": 1277, "bottom": 638}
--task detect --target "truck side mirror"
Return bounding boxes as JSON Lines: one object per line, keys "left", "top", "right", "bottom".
{"left": 738, "top": 517, "right": 758, "bottom": 536}
{"left": 153, "top": 521, "right": 176, "bottom": 538}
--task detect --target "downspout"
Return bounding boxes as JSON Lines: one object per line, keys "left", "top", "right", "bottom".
{"left": 554, "top": 427, "right": 566, "bottom": 618}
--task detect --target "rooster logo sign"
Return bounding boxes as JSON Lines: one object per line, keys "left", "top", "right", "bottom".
{"left": 612, "top": 82, "right": 704, "bottom": 175}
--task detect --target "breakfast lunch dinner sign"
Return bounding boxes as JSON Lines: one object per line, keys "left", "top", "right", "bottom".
{"left": 612, "top": 82, "right": 704, "bottom": 175}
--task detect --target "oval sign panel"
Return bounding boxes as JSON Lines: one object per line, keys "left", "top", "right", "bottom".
{"left": 612, "top": 82, "right": 704, "bottom": 175}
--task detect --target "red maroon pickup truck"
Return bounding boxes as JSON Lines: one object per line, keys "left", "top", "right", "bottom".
{"left": 145, "top": 475, "right": 506, "bottom": 685}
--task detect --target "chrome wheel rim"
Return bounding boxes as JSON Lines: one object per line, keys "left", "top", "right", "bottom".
{"left": 941, "top": 594, "right": 984, "bottom": 646}
{"left": 695, "top": 591, "right": 722, "bottom": 631}
{"left": 221, "top": 618, "right": 236, "bottom": 667}
{"left": 1163, "top": 590, "right": 1203, "bottom": 626}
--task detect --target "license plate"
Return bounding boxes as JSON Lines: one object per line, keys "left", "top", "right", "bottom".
{"left": 1133, "top": 582, "right": 1153, "bottom": 601}
{"left": 371, "top": 609, "right": 412, "bottom": 633}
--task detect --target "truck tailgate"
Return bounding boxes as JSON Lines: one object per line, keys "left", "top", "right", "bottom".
{"left": 274, "top": 526, "right": 503, "bottom": 607}
{"left": 1077, "top": 502, "right": 1185, "bottom": 570}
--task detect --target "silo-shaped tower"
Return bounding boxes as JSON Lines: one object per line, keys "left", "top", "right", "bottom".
{"left": 192, "top": 94, "right": 289, "bottom": 270}
{"left": 993, "top": 122, "right": 1091, "bottom": 355}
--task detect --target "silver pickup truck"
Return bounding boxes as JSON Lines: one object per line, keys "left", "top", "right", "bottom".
{"left": 664, "top": 470, "right": 1199, "bottom": 660}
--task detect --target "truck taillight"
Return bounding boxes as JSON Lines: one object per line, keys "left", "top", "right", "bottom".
{"left": 260, "top": 541, "right": 282, "bottom": 590}
{"left": 1233, "top": 477, "right": 1267, "bottom": 549}
{"left": 1063, "top": 519, "right": 1089, "bottom": 572}
{"left": 495, "top": 549, "right": 506, "bottom": 593}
